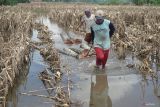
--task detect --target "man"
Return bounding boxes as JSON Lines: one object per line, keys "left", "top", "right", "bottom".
{"left": 77, "top": 9, "right": 95, "bottom": 44}
{"left": 91, "top": 10, "right": 115, "bottom": 70}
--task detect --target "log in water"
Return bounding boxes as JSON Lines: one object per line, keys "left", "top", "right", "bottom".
{"left": 58, "top": 48, "right": 78, "bottom": 58}
{"left": 69, "top": 48, "right": 83, "bottom": 54}
{"left": 80, "top": 43, "right": 91, "bottom": 50}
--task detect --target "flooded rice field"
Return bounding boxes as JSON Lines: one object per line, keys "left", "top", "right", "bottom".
{"left": 6, "top": 17, "right": 160, "bottom": 107}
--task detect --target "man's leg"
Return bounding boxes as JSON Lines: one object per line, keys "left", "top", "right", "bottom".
{"left": 94, "top": 47, "right": 104, "bottom": 67}
{"left": 102, "top": 49, "right": 110, "bottom": 69}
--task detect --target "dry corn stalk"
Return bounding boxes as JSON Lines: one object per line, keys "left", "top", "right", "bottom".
{"left": 1, "top": 3, "right": 160, "bottom": 106}
{"left": 0, "top": 8, "right": 34, "bottom": 105}
{"left": 24, "top": 4, "right": 160, "bottom": 78}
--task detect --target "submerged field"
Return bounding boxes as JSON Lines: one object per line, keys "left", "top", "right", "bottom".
{"left": 0, "top": 3, "right": 160, "bottom": 107}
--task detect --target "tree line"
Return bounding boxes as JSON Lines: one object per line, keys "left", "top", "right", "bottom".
{"left": 43, "top": 0, "right": 160, "bottom": 5}
{"left": 132, "top": 0, "right": 160, "bottom": 5}
{"left": 0, "top": 0, "right": 30, "bottom": 5}
{"left": 0, "top": 0, "right": 160, "bottom": 6}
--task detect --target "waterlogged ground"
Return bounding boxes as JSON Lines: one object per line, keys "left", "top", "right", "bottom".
{"left": 6, "top": 17, "right": 160, "bottom": 107}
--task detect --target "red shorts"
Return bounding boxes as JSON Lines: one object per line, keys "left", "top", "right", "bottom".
{"left": 94, "top": 47, "right": 109, "bottom": 68}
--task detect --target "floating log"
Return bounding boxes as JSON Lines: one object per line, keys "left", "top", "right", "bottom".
{"left": 80, "top": 43, "right": 91, "bottom": 50}
{"left": 63, "top": 48, "right": 78, "bottom": 56}
{"left": 60, "top": 33, "right": 68, "bottom": 42}
{"left": 63, "top": 38, "right": 82, "bottom": 45}
{"left": 66, "top": 32, "right": 72, "bottom": 39}
{"left": 64, "top": 39, "right": 74, "bottom": 45}
{"left": 58, "top": 49, "right": 78, "bottom": 58}
{"left": 73, "top": 39, "right": 82, "bottom": 44}
{"left": 61, "top": 32, "right": 82, "bottom": 45}
{"left": 67, "top": 32, "right": 82, "bottom": 44}
{"left": 69, "top": 48, "right": 83, "bottom": 54}
{"left": 60, "top": 33, "right": 73, "bottom": 45}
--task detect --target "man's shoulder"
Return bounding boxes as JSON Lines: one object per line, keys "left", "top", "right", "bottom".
{"left": 91, "top": 22, "right": 96, "bottom": 27}
{"left": 104, "top": 19, "right": 110, "bottom": 24}
{"left": 91, "top": 14, "right": 95, "bottom": 17}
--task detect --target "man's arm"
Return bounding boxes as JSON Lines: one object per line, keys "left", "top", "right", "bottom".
{"left": 91, "top": 27, "right": 94, "bottom": 44}
{"left": 76, "top": 16, "right": 85, "bottom": 30}
{"left": 109, "top": 22, "right": 115, "bottom": 38}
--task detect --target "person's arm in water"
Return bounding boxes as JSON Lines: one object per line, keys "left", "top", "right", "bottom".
{"left": 109, "top": 22, "right": 115, "bottom": 38}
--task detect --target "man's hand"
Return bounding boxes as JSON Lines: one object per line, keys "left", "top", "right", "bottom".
{"left": 88, "top": 42, "right": 93, "bottom": 47}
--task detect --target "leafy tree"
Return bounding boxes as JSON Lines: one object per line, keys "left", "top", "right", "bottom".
{"left": 0, "top": 0, "right": 29, "bottom": 5}
{"left": 132, "top": 0, "right": 160, "bottom": 5}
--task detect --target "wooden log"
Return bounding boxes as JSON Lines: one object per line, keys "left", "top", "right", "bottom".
{"left": 58, "top": 49, "right": 78, "bottom": 58}
{"left": 60, "top": 33, "right": 68, "bottom": 42}
{"left": 72, "top": 39, "right": 82, "bottom": 44}
{"left": 64, "top": 39, "right": 74, "bottom": 45}
{"left": 80, "top": 43, "right": 90, "bottom": 50}
{"left": 63, "top": 48, "right": 78, "bottom": 56}
{"left": 66, "top": 32, "right": 72, "bottom": 39}
{"left": 69, "top": 48, "right": 83, "bottom": 54}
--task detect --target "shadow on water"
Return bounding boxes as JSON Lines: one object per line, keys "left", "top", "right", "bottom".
{"left": 5, "top": 17, "right": 160, "bottom": 107}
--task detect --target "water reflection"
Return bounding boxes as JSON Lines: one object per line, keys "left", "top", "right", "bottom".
{"left": 6, "top": 64, "right": 29, "bottom": 107}
{"left": 139, "top": 75, "right": 160, "bottom": 106}
{"left": 89, "top": 73, "right": 112, "bottom": 107}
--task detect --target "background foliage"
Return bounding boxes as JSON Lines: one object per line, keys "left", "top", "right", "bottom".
{"left": 0, "top": 0, "right": 30, "bottom": 5}
{"left": 0, "top": 0, "right": 160, "bottom": 6}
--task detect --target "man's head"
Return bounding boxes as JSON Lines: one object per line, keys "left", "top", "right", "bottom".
{"left": 95, "top": 10, "right": 104, "bottom": 25}
{"left": 84, "top": 9, "right": 91, "bottom": 18}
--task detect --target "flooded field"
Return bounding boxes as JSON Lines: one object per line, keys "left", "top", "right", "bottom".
{"left": 6, "top": 17, "right": 160, "bottom": 107}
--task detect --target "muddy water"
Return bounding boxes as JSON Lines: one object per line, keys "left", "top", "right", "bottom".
{"left": 6, "top": 28, "right": 52, "bottom": 107}
{"left": 6, "top": 17, "right": 160, "bottom": 107}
